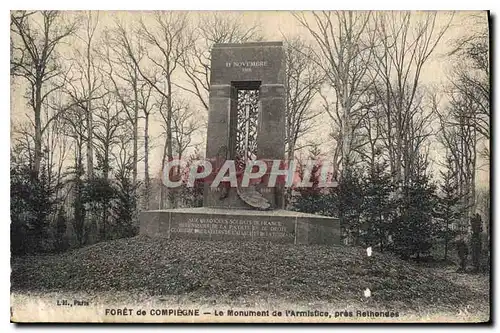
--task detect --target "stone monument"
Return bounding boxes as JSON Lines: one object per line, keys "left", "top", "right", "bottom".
{"left": 140, "top": 41, "right": 340, "bottom": 245}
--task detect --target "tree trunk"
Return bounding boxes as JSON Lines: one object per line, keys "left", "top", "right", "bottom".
{"left": 284, "top": 144, "right": 295, "bottom": 209}
{"left": 33, "top": 80, "right": 43, "bottom": 177}
{"left": 133, "top": 82, "right": 139, "bottom": 185}
{"left": 166, "top": 79, "right": 174, "bottom": 208}
{"left": 86, "top": 38, "right": 94, "bottom": 180}
{"left": 144, "top": 112, "right": 150, "bottom": 210}
{"left": 444, "top": 236, "right": 448, "bottom": 261}
{"left": 471, "top": 128, "right": 477, "bottom": 220}
{"left": 340, "top": 99, "right": 351, "bottom": 175}
{"left": 395, "top": 109, "right": 403, "bottom": 185}
{"left": 160, "top": 136, "right": 168, "bottom": 209}
{"left": 101, "top": 149, "right": 109, "bottom": 240}
{"left": 86, "top": 105, "right": 93, "bottom": 179}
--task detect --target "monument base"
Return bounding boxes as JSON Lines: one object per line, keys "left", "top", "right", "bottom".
{"left": 139, "top": 208, "right": 340, "bottom": 245}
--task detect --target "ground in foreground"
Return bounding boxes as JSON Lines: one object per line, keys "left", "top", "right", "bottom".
{"left": 11, "top": 236, "right": 490, "bottom": 323}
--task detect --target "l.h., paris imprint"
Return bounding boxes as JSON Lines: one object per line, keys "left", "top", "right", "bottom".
{"left": 10, "top": 10, "right": 490, "bottom": 323}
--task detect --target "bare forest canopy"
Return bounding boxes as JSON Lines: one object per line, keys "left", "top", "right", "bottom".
{"left": 10, "top": 11, "right": 489, "bottom": 178}
{"left": 10, "top": 11, "right": 490, "bottom": 258}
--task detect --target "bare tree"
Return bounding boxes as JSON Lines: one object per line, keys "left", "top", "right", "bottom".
{"left": 440, "top": 12, "right": 490, "bottom": 227}
{"left": 93, "top": 88, "right": 124, "bottom": 181}
{"left": 294, "top": 11, "right": 376, "bottom": 177}
{"left": 448, "top": 13, "right": 489, "bottom": 161}
{"left": 59, "top": 101, "right": 87, "bottom": 245}
{"left": 283, "top": 35, "right": 324, "bottom": 162}
{"left": 64, "top": 11, "right": 104, "bottom": 179}
{"left": 156, "top": 96, "right": 202, "bottom": 208}
{"left": 352, "top": 87, "right": 382, "bottom": 172}
{"left": 121, "top": 12, "right": 193, "bottom": 208}
{"left": 434, "top": 87, "right": 479, "bottom": 230}
{"left": 113, "top": 128, "right": 135, "bottom": 182}
{"left": 11, "top": 121, "right": 35, "bottom": 167}
{"left": 179, "top": 12, "right": 262, "bottom": 111}
{"left": 102, "top": 22, "right": 145, "bottom": 186}
{"left": 42, "top": 96, "right": 71, "bottom": 202}
{"left": 370, "top": 12, "right": 452, "bottom": 184}
{"left": 171, "top": 101, "right": 203, "bottom": 162}
{"left": 92, "top": 89, "right": 127, "bottom": 239}
{"left": 11, "top": 10, "right": 77, "bottom": 177}
{"left": 137, "top": 81, "right": 156, "bottom": 210}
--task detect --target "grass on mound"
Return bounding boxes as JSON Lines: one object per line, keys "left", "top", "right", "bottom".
{"left": 11, "top": 236, "right": 485, "bottom": 311}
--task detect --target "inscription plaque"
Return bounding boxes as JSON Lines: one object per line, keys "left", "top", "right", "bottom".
{"left": 140, "top": 208, "right": 339, "bottom": 245}
{"left": 172, "top": 217, "right": 293, "bottom": 238}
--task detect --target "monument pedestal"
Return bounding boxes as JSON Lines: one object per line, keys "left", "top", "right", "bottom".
{"left": 139, "top": 208, "right": 340, "bottom": 245}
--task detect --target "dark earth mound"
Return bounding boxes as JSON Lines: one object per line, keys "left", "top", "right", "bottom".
{"left": 11, "top": 236, "right": 487, "bottom": 311}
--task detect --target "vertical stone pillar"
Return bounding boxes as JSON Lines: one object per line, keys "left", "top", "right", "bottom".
{"left": 204, "top": 84, "right": 231, "bottom": 208}
{"left": 258, "top": 83, "right": 286, "bottom": 208}
{"left": 204, "top": 42, "right": 286, "bottom": 210}
{"left": 258, "top": 84, "right": 286, "bottom": 158}
{"left": 205, "top": 84, "right": 232, "bottom": 158}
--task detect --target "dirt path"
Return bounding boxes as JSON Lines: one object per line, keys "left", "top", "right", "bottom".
{"left": 431, "top": 267, "right": 489, "bottom": 296}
